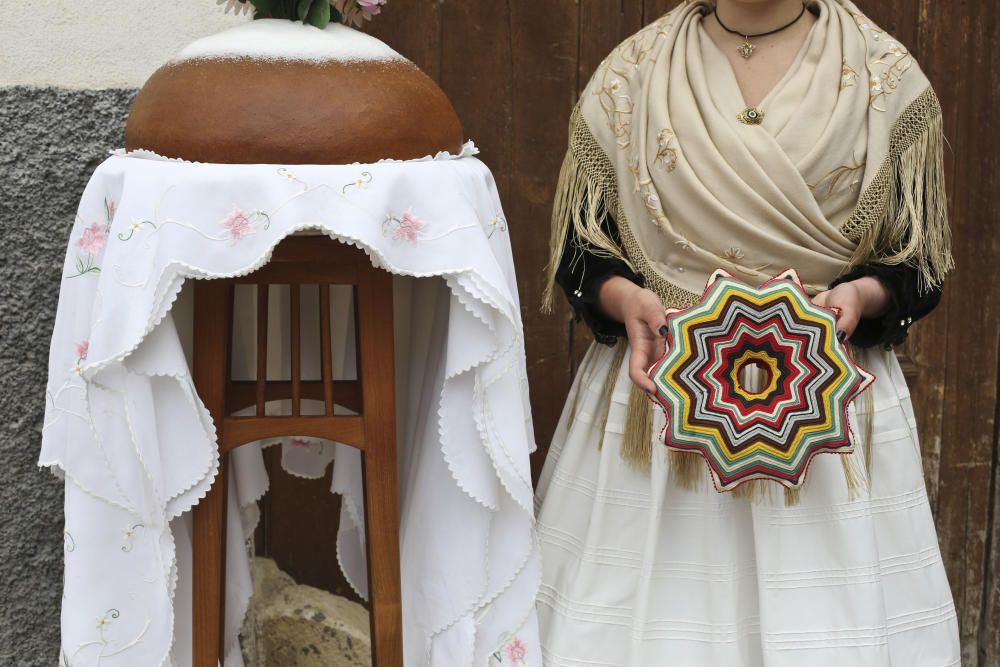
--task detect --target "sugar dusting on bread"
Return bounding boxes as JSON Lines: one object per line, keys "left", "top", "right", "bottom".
{"left": 174, "top": 19, "right": 403, "bottom": 63}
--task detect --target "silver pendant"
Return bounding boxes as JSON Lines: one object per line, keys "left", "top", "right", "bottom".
{"left": 737, "top": 37, "right": 755, "bottom": 59}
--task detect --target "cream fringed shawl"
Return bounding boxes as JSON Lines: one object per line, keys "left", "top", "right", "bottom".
{"left": 544, "top": 0, "right": 952, "bottom": 480}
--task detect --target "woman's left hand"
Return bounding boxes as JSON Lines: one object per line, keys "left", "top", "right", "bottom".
{"left": 812, "top": 276, "right": 890, "bottom": 343}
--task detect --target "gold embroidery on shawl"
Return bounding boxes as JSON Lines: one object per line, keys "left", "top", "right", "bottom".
{"left": 721, "top": 246, "right": 745, "bottom": 262}
{"left": 841, "top": 61, "right": 860, "bottom": 89}
{"left": 641, "top": 185, "right": 671, "bottom": 231}
{"left": 655, "top": 129, "right": 679, "bottom": 171}
{"left": 713, "top": 245, "right": 774, "bottom": 278}
{"left": 593, "top": 17, "right": 674, "bottom": 149}
{"left": 808, "top": 160, "right": 865, "bottom": 202}
{"left": 848, "top": 10, "right": 913, "bottom": 111}
{"left": 545, "top": 83, "right": 951, "bottom": 314}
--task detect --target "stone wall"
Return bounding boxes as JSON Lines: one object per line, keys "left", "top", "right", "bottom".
{"left": 0, "top": 86, "right": 135, "bottom": 666}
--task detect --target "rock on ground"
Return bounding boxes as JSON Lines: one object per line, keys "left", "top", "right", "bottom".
{"left": 242, "top": 557, "right": 371, "bottom": 667}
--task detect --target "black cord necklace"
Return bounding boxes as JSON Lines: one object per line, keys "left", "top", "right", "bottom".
{"left": 715, "top": 3, "right": 807, "bottom": 60}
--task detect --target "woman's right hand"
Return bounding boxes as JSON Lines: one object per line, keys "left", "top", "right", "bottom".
{"left": 597, "top": 276, "right": 668, "bottom": 393}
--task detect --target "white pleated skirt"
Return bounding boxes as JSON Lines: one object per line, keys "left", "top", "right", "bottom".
{"left": 535, "top": 342, "right": 960, "bottom": 667}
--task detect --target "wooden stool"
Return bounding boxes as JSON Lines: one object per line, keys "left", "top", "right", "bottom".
{"left": 191, "top": 236, "right": 402, "bottom": 666}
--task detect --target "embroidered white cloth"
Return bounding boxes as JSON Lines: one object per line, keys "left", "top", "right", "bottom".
{"left": 41, "top": 148, "right": 541, "bottom": 667}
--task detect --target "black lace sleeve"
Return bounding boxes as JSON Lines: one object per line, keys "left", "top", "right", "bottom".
{"left": 554, "top": 201, "right": 643, "bottom": 346}
{"left": 830, "top": 263, "right": 943, "bottom": 350}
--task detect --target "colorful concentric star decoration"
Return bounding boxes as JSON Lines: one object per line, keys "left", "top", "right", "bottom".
{"left": 647, "top": 268, "right": 875, "bottom": 493}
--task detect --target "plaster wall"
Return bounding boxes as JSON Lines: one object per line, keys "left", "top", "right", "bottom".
{"left": 0, "top": 0, "right": 243, "bottom": 88}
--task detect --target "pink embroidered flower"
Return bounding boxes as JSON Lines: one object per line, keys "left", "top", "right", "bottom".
{"left": 223, "top": 210, "right": 254, "bottom": 242}
{"left": 105, "top": 197, "right": 117, "bottom": 224}
{"left": 77, "top": 223, "right": 107, "bottom": 254}
{"left": 75, "top": 340, "right": 89, "bottom": 361}
{"left": 504, "top": 638, "right": 527, "bottom": 665}
{"left": 289, "top": 438, "right": 313, "bottom": 449}
{"left": 393, "top": 210, "right": 425, "bottom": 243}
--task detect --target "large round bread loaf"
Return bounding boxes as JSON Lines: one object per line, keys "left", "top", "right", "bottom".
{"left": 126, "top": 20, "right": 463, "bottom": 164}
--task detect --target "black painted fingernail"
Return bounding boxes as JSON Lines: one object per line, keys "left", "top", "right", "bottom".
{"left": 658, "top": 325, "right": 668, "bottom": 336}
{"left": 837, "top": 330, "right": 848, "bottom": 343}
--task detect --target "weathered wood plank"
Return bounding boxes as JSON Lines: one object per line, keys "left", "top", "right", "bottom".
{"left": 367, "top": 0, "right": 441, "bottom": 78}
{"left": 580, "top": 0, "right": 644, "bottom": 85}
{"left": 439, "top": 0, "right": 512, "bottom": 197}
{"left": 643, "top": 0, "right": 681, "bottom": 25}
{"left": 983, "top": 342, "right": 1000, "bottom": 665}
{"left": 951, "top": 2, "right": 1000, "bottom": 663}
{"left": 916, "top": 0, "right": 1000, "bottom": 664}
{"left": 503, "top": 0, "right": 581, "bottom": 480}
{"left": 971, "top": 4, "right": 1000, "bottom": 662}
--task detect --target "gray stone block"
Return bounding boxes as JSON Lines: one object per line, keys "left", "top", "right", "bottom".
{"left": 244, "top": 557, "right": 371, "bottom": 667}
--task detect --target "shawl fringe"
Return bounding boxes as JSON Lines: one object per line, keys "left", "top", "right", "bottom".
{"left": 843, "top": 87, "right": 953, "bottom": 291}
{"left": 620, "top": 384, "right": 654, "bottom": 471}
{"left": 668, "top": 450, "right": 703, "bottom": 490}
{"left": 542, "top": 113, "right": 633, "bottom": 313}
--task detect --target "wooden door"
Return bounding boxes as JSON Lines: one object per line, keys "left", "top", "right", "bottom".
{"left": 257, "top": 3, "right": 1000, "bottom": 662}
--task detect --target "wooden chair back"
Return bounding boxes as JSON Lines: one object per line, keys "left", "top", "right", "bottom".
{"left": 191, "top": 236, "right": 402, "bottom": 666}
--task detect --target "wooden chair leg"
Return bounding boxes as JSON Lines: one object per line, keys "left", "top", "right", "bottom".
{"left": 192, "top": 456, "right": 229, "bottom": 666}
{"left": 357, "top": 267, "right": 403, "bottom": 667}
{"left": 193, "top": 280, "right": 233, "bottom": 667}
{"left": 362, "top": 445, "right": 403, "bottom": 667}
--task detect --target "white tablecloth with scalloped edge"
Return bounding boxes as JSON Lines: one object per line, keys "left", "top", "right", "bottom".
{"left": 40, "top": 146, "right": 541, "bottom": 667}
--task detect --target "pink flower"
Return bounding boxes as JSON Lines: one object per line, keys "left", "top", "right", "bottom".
{"left": 75, "top": 340, "right": 89, "bottom": 361}
{"left": 223, "top": 210, "right": 254, "bottom": 241}
{"left": 504, "top": 638, "right": 527, "bottom": 665}
{"left": 76, "top": 223, "right": 107, "bottom": 254}
{"left": 105, "top": 197, "right": 117, "bottom": 223}
{"left": 332, "top": 0, "right": 385, "bottom": 26}
{"left": 289, "top": 438, "right": 313, "bottom": 448}
{"left": 356, "top": 0, "right": 385, "bottom": 15}
{"left": 393, "top": 210, "right": 425, "bottom": 243}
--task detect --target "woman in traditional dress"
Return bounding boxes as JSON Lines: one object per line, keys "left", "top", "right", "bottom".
{"left": 535, "top": 0, "right": 960, "bottom": 665}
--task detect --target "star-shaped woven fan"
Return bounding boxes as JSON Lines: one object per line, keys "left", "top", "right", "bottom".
{"left": 647, "top": 269, "right": 875, "bottom": 493}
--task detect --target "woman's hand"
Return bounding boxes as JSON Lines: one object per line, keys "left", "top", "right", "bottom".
{"left": 598, "top": 277, "right": 668, "bottom": 392}
{"left": 812, "top": 276, "right": 890, "bottom": 342}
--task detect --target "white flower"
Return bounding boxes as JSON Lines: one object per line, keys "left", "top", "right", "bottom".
{"left": 217, "top": 0, "right": 253, "bottom": 15}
